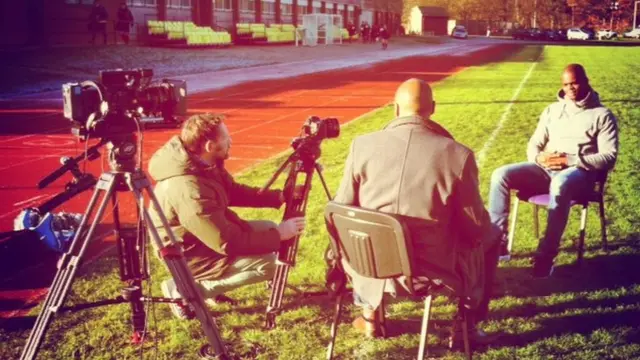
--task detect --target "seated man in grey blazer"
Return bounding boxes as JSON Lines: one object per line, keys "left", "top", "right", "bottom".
{"left": 333, "top": 78, "right": 500, "bottom": 348}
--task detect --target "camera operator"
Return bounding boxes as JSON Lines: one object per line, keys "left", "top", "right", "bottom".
{"left": 333, "top": 79, "right": 500, "bottom": 349}
{"left": 148, "top": 113, "right": 306, "bottom": 319}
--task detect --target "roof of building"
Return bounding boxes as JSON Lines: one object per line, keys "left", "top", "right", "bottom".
{"left": 416, "top": 6, "right": 449, "bottom": 18}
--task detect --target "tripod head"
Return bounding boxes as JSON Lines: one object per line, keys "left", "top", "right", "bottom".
{"left": 104, "top": 131, "right": 139, "bottom": 173}
{"left": 261, "top": 116, "right": 340, "bottom": 192}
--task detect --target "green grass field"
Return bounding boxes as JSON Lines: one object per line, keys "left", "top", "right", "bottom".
{"left": 2, "top": 45, "right": 640, "bottom": 360}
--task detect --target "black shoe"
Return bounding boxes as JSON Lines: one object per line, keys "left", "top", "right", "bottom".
{"left": 532, "top": 257, "right": 554, "bottom": 278}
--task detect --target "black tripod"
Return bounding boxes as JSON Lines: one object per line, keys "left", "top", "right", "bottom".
{"left": 20, "top": 135, "right": 230, "bottom": 360}
{"left": 261, "top": 136, "right": 333, "bottom": 329}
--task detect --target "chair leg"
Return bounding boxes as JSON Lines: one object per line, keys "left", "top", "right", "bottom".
{"left": 577, "top": 206, "right": 588, "bottom": 265}
{"left": 326, "top": 292, "right": 344, "bottom": 360}
{"left": 507, "top": 198, "right": 519, "bottom": 253}
{"left": 599, "top": 200, "right": 608, "bottom": 251}
{"left": 378, "top": 297, "right": 387, "bottom": 338}
{"left": 533, "top": 205, "right": 540, "bottom": 239}
{"left": 461, "top": 309, "right": 472, "bottom": 360}
{"left": 417, "top": 295, "right": 432, "bottom": 360}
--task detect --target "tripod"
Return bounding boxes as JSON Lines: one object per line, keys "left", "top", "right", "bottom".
{"left": 20, "top": 136, "right": 230, "bottom": 360}
{"left": 261, "top": 136, "right": 333, "bottom": 329}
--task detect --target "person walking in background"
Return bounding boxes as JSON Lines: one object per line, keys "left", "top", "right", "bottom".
{"left": 88, "top": 0, "right": 109, "bottom": 45}
{"left": 379, "top": 25, "right": 390, "bottom": 50}
{"left": 116, "top": 2, "right": 134, "bottom": 45}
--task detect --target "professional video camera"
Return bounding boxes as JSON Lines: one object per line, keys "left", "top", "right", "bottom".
{"left": 292, "top": 115, "right": 340, "bottom": 150}
{"left": 62, "top": 68, "right": 187, "bottom": 140}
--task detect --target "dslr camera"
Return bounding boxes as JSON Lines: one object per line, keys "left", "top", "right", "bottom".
{"left": 62, "top": 68, "right": 187, "bottom": 140}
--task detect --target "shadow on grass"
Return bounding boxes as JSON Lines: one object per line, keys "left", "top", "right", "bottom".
{"left": 503, "top": 247, "right": 640, "bottom": 297}
{"left": 480, "top": 249, "right": 640, "bottom": 350}
{"left": 496, "top": 309, "right": 640, "bottom": 349}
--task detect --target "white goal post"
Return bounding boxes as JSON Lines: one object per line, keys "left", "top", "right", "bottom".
{"left": 296, "top": 13, "right": 343, "bottom": 46}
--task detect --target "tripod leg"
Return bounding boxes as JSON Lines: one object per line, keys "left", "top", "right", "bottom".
{"left": 265, "top": 161, "right": 315, "bottom": 329}
{"left": 314, "top": 163, "right": 333, "bottom": 200}
{"left": 20, "top": 173, "right": 119, "bottom": 360}
{"left": 111, "top": 194, "right": 147, "bottom": 342}
{"left": 128, "top": 171, "right": 229, "bottom": 358}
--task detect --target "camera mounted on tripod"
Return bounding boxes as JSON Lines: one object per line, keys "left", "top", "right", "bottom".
{"left": 63, "top": 68, "right": 187, "bottom": 140}
{"left": 291, "top": 116, "right": 340, "bottom": 154}
{"left": 62, "top": 68, "right": 187, "bottom": 171}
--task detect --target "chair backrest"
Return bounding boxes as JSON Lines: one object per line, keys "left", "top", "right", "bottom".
{"left": 324, "top": 201, "right": 415, "bottom": 281}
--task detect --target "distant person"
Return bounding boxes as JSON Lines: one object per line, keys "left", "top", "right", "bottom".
{"left": 486, "top": 26, "right": 491, "bottom": 37}
{"left": 360, "top": 22, "right": 370, "bottom": 43}
{"left": 347, "top": 23, "right": 357, "bottom": 43}
{"left": 116, "top": 2, "right": 134, "bottom": 45}
{"left": 488, "top": 64, "right": 618, "bottom": 278}
{"left": 370, "top": 25, "right": 379, "bottom": 43}
{"left": 379, "top": 25, "right": 389, "bottom": 50}
{"left": 88, "top": 0, "right": 109, "bottom": 45}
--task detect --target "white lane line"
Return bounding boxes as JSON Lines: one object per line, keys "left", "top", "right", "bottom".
{"left": 476, "top": 50, "right": 542, "bottom": 167}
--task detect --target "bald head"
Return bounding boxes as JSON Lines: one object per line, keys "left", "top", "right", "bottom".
{"left": 394, "top": 78, "right": 435, "bottom": 118}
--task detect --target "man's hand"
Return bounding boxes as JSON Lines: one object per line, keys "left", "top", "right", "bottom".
{"left": 536, "top": 152, "right": 569, "bottom": 170}
{"left": 277, "top": 217, "right": 306, "bottom": 241}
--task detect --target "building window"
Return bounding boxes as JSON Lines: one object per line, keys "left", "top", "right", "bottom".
{"left": 298, "top": 5, "right": 306, "bottom": 15}
{"left": 167, "top": 0, "right": 190, "bottom": 8}
{"left": 215, "top": 0, "right": 232, "bottom": 11}
{"left": 281, "top": 3, "right": 292, "bottom": 14}
{"left": 262, "top": 1, "right": 275, "bottom": 14}
{"left": 240, "top": 0, "right": 255, "bottom": 12}
{"left": 128, "top": 0, "right": 157, "bottom": 6}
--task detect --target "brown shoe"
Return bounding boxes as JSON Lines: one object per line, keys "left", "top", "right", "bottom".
{"left": 352, "top": 307, "right": 383, "bottom": 338}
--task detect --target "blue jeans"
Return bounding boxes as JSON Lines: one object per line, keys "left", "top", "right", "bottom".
{"left": 488, "top": 162, "right": 595, "bottom": 260}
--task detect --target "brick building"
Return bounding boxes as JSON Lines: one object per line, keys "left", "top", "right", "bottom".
{"left": 0, "top": 0, "right": 400, "bottom": 46}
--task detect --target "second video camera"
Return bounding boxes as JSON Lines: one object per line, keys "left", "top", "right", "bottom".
{"left": 293, "top": 116, "right": 340, "bottom": 150}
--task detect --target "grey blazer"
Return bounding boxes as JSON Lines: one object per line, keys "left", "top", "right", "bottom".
{"left": 334, "top": 115, "right": 495, "bottom": 308}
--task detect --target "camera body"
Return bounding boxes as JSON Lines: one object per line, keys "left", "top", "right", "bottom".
{"left": 301, "top": 116, "right": 340, "bottom": 141}
{"left": 62, "top": 68, "right": 187, "bottom": 140}
{"left": 293, "top": 116, "right": 340, "bottom": 150}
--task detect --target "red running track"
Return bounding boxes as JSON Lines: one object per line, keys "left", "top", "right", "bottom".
{"left": 0, "top": 44, "right": 521, "bottom": 318}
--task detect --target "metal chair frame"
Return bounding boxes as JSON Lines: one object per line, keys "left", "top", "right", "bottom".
{"left": 507, "top": 171, "right": 609, "bottom": 264}
{"left": 324, "top": 201, "right": 472, "bottom": 360}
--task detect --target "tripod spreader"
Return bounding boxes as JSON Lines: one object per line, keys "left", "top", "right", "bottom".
{"left": 261, "top": 139, "right": 333, "bottom": 329}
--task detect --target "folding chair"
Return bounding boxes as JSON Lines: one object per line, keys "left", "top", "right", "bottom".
{"left": 507, "top": 171, "right": 609, "bottom": 264}
{"left": 324, "top": 201, "right": 472, "bottom": 360}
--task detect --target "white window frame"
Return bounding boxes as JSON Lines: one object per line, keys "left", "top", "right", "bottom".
{"left": 214, "top": 0, "right": 232, "bottom": 11}
{"left": 167, "top": 0, "right": 191, "bottom": 8}
{"left": 262, "top": 0, "right": 276, "bottom": 14}
{"left": 128, "top": 0, "right": 157, "bottom": 7}
{"left": 240, "top": 0, "right": 255, "bottom": 13}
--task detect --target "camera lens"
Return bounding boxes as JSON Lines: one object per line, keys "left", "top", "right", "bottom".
{"left": 324, "top": 118, "right": 340, "bottom": 139}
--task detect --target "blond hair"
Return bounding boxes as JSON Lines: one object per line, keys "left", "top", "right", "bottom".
{"left": 180, "top": 113, "right": 226, "bottom": 153}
